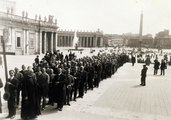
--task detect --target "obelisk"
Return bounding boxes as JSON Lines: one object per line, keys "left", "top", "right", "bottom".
{"left": 139, "top": 11, "right": 143, "bottom": 50}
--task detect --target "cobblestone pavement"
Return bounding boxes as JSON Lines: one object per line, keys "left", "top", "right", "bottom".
{"left": 0, "top": 55, "right": 171, "bottom": 120}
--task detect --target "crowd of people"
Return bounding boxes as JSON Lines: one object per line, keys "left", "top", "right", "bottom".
{"left": 130, "top": 49, "right": 169, "bottom": 76}
{"left": 1, "top": 49, "right": 129, "bottom": 119}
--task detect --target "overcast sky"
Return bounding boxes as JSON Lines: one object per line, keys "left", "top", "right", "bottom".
{"left": 14, "top": 0, "right": 171, "bottom": 36}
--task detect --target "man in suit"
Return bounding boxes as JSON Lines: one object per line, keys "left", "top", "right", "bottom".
{"left": 5, "top": 70, "right": 18, "bottom": 119}
{"left": 14, "top": 67, "right": 23, "bottom": 107}
{"left": 38, "top": 68, "right": 49, "bottom": 110}
{"left": 78, "top": 66, "right": 87, "bottom": 98}
{"left": 131, "top": 55, "right": 136, "bottom": 66}
{"left": 87, "top": 62, "right": 95, "bottom": 90}
{"left": 160, "top": 59, "right": 166, "bottom": 75}
{"left": 70, "top": 66, "right": 80, "bottom": 101}
{"left": 65, "top": 68, "right": 74, "bottom": 106}
{"left": 154, "top": 59, "right": 160, "bottom": 75}
{"left": 53, "top": 68, "right": 66, "bottom": 111}
{"left": 140, "top": 65, "right": 148, "bottom": 86}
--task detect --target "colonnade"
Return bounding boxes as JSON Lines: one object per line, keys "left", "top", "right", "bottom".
{"left": 57, "top": 35, "right": 103, "bottom": 47}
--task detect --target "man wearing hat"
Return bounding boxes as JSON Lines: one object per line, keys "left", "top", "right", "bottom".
{"left": 140, "top": 65, "right": 148, "bottom": 86}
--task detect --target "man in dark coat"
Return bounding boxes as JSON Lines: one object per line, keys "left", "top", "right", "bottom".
{"left": 70, "top": 66, "right": 80, "bottom": 101}
{"left": 47, "top": 68, "right": 55, "bottom": 105}
{"left": 160, "top": 59, "right": 166, "bottom": 75}
{"left": 21, "top": 67, "right": 40, "bottom": 119}
{"left": 14, "top": 67, "right": 23, "bottom": 107}
{"left": 87, "top": 63, "right": 95, "bottom": 90}
{"left": 154, "top": 59, "right": 160, "bottom": 75}
{"left": 140, "top": 65, "right": 148, "bottom": 86}
{"left": 65, "top": 68, "right": 74, "bottom": 106}
{"left": 35, "top": 55, "right": 40, "bottom": 65}
{"left": 131, "top": 55, "right": 136, "bottom": 66}
{"left": 53, "top": 68, "right": 66, "bottom": 111}
{"left": 0, "top": 77, "right": 3, "bottom": 113}
{"left": 94, "top": 61, "right": 102, "bottom": 88}
{"left": 5, "top": 70, "right": 18, "bottom": 119}
{"left": 20, "top": 65, "right": 27, "bottom": 75}
{"left": 78, "top": 66, "right": 87, "bottom": 98}
{"left": 38, "top": 67, "right": 49, "bottom": 110}
{"left": 105, "top": 59, "right": 112, "bottom": 78}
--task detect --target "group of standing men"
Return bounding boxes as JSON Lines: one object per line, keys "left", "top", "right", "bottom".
{"left": 2, "top": 49, "right": 129, "bottom": 119}
{"left": 154, "top": 58, "right": 167, "bottom": 75}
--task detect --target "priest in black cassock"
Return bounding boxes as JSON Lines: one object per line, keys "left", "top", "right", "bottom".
{"left": 21, "top": 66, "right": 41, "bottom": 119}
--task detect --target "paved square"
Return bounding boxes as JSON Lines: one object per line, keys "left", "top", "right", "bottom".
{"left": 0, "top": 53, "right": 171, "bottom": 120}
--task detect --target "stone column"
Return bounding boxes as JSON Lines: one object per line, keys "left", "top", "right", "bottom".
{"left": 65, "top": 36, "right": 67, "bottom": 47}
{"left": 93, "top": 36, "right": 97, "bottom": 47}
{"left": 69, "top": 36, "right": 71, "bottom": 47}
{"left": 61, "top": 36, "right": 63, "bottom": 46}
{"left": 51, "top": 32, "right": 53, "bottom": 52}
{"left": 25, "top": 30, "right": 29, "bottom": 55}
{"left": 91, "top": 37, "right": 94, "bottom": 47}
{"left": 72, "top": 36, "right": 74, "bottom": 47}
{"left": 78, "top": 37, "right": 81, "bottom": 47}
{"left": 82, "top": 37, "right": 84, "bottom": 47}
{"left": 63, "top": 36, "right": 65, "bottom": 47}
{"left": 56, "top": 33, "right": 58, "bottom": 47}
{"left": 35, "top": 31, "right": 38, "bottom": 53}
{"left": 59, "top": 36, "right": 61, "bottom": 46}
{"left": 83, "top": 37, "right": 85, "bottom": 47}
{"left": 90, "top": 37, "right": 92, "bottom": 47}
{"left": 66, "top": 36, "right": 68, "bottom": 47}
{"left": 60, "top": 36, "right": 61, "bottom": 46}
{"left": 23, "top": 29, "right": 25, "bottom": 55}
{"left": 44, "top": 32, "right": 47, "bottom": 53}
{"left": 86, "top": 37, "right": 89, "bottom": 47}
{"left": 39, "top": 31, "right": 42, "bottom": 54}
{"left": 53, "top": 32, "right": 57, "bottom": 51}
{"left": 55, "top": 32, "right": 57, "bottom": 49}
{"left": 84, "top": 37, "right": 87, "bottom": 47}
{"left": 100, "top": 37, "right": 103, "bottom": 47}
{"left": 88, "top": 37, "right": 91, "bottom": 47}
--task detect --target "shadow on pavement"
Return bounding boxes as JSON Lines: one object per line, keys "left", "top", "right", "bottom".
{"left": 131, "top": 85, "right": 143, "bottom": 88}
{"left": 41, "top": 105, "right": 58, "bottom": 115}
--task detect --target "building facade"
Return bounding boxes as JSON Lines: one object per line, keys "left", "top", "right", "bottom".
{"left": 126, "top": 34, "right": 153, "bottom": 48}
{"left": 103, "top": 34, "right": 125, "bottom": 47}
{"left": 154, "top": 30, "right": 171, "bottom": 49}
{"left": 57, "top": 29, "right": 104, "bottom": 47}
{"left": 0, "top": 12, "right": 58, "bottom": 55}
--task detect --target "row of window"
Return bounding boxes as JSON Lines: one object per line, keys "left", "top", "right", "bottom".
{"left": 16, "top": 37, "right": 34, "bottom": 48}
{"left": 0, "top": 36, "right": 34, "bottom": 48}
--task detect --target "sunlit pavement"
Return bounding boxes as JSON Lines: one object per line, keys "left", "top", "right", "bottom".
{"left": 1, "top": 49, "right": 171, "bottom": 120}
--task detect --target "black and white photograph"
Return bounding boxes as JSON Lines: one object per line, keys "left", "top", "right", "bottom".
{"left": 0, "top": 0, "right": 171, "bottom": 120}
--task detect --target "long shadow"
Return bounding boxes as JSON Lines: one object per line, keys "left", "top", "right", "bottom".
{"left": 131, "top": 85, "right": 143, "bottom": 88}
{"left": 41, "top": 106, "right": 59, "bottom": 115}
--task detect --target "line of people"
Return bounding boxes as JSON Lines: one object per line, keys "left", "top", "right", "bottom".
{"left": 2, "top": 50, "right": 129, "bottom": 120}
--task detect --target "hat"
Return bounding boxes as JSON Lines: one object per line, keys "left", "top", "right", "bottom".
{"left": 3, "top": 91, "right": 10, "bottom": 101}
